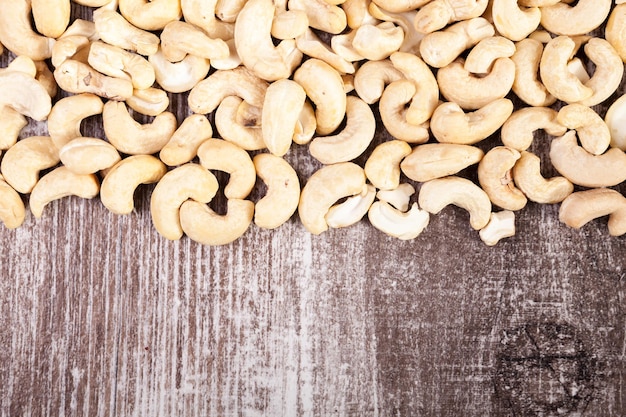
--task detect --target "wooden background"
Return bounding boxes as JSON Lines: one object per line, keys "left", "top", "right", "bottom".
{"left": 1, "top": 4, "right": 625, "bottom": 417}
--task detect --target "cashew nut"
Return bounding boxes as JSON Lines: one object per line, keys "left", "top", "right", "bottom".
{"left": 296, "top": 29, "right": 355, "bottom": 75}
{"left": 148, "top": 49, "right": 211, "bottom": 94}
{"left": 479, "top": 210, "right": 516, "bottom": 246}
{"left": 101, "top": 155, "right": 167, "bottom": 215}
{"left": 557, "top": 104, "right": 611, "bottom": 156}
{"left": 293, "top": 102, "right": 317, "bottom": 145}
{"left": 379, "top": 80, "right": 430, "bottom": 143}
{"left": 160, "top": 115, "right": 213, "bottom": 167}
{"left": 371, "top": 0, "right": 430, "bottom": 13}
{"left": 150, "top": 163, "right": 219, "bottom": 240}
{"left": 87, "top": 41, "right": 155, "bottom": 91}
{"left": 288, "top": 0, "right": 347, "bottom": 34}
{"left": 540, "top": 0, "right": 611, "bottom": 36}
{"left": 102, "top": 101, "right": 177, "bottom": 155}
{"left": 330, "top": 30, "right": 366, "bottom": 64}
{"left": 160, "top": 21, "right": 230, "bottom": 62}
{"left": 500, "top": 107, "right": 567, "bottom": 152}
{"left": 126, "top": 87, "right": 170, "bottom": 117}
{"left": 214, "top": 96, "right": 266, "bottom": 151}
{"left": 188, "top": 66, "right": 268, "bottom": 115}
{"left": 261, "top": 79, "right": 307, "bottom": 156}
{"left": 51, "top": 35, "right": 91, "bottom": 69}
{"left": 491, "top": 0, "right": 540, "bottom": 42}
{"left": 376, "top": 183, "right": 416, "bottom": 212}
{"left": 576, "top": 37, "right": 624, "bottom": 107}
{"left": 298, "top": 162, "right": 366, "bottom": 235}
{"left": 215, "top": 0, "right": 247, "bottom": 23}
{"left": 510, "top": 38, "right": 557, "bottom": 107}
{"left": 418, "top": 176, "right": 492, "bottom": 230}
{"left": 414, "top": 0, "right": 489, "bottom": 34}
{"left": 512, "top": 151, "right": 574, "bottom": 204}
{"left": 309, "top": 96, "right": 376, "bottom": 165}
{"left": 343, "top": 0, "right": 378, "bottom": 28}
{"left": 197, "top": 139, "right": 256, "bottom": 200}
{"left": 48, "top": 93, "right": 104, "bottom": 150}
{"left": 430, "top": 98, "right": 513, "bottom": 145}
{"left": 253, "top": 153, "right": 301, "bottom": 229}
{"left": 605, "top": 94, "right": 626, "bottom": 151}
{"left": 390, "top": 52, "right": 439, "bottom": 125}
{"left": 54, "top": 60, "right": 134, "bottom": 101}
{"left": 0, "top": 108, "right": 27, "bottom": 151}
{"left": 464, "top": 36, "right": 516, "bottom": 74}
{"left": 368, "top": 3, "right": 423, "bottom": 55}
{"left": 235, "top": 0, "right": 303, "bottom": 82}
{"left": 1, "top": 136, "right": 60, "bottom": 194}
{"left": 606, "top": 4, "right": 626, "bottom": 62}
{"left": 118, "top": 0, "right": 182, "bottom": 31}
{"left": 0, "top": 0, "right": 55, "bottom": 61}
{"left": 478, "top": 146, "right": 527, "bottom": 211}
{"left": 0, "top": 176, "right": 26, "bottom": 229}
{"left": 352, "top": 22, "right": 405, "bottom": 61}
{"left": 293, "top": 58, "right": 347, "bottom": 136}
{"left": 325, "top": 184, "right": 376, "bottom": 229}
{"left": 272, "top": 9, "right": 309, "bottom": 40}
{"left": 364, "top": 140, "right": 412, "bottom": 190}
{"left": 401, "top": 143, "right": 484, "bottom": 182}
{"left": 180, "top": 199, "right": 255, "bottom": 246}
{"left": 559, "top": 188, "right": 626, "bottom": 236}
{"left": 93, "top": 8, "right": 160, "bottom": 56}
{"left": 59, "top": 137, "right": 121, "bottom": 175}
{"left": 0, "top": 71, "right": 52, "bottom": 122}
{"left": 353, "top": 59, "right": 404, "bottom": 104}
{"left": 369, "top": 199, "right": 430, "bottom": 240}
{"left": 181, "top": 0, "right": 234, "bottom": 40}
{"left": 31, "top": 0, "right": 70, "bottom": 39}
{"left": 29, "top": 167, "right": 100, "bottom": 219}
{"left": 550, "top": 131, "right": 626, "bottom": 188}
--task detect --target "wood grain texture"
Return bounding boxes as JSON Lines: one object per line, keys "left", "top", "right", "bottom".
{"left": 1, "top": 4, "right": 625, "bottom": 417}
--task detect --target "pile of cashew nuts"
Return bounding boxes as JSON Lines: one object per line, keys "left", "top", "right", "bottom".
{"left": 1, "top": 0, "right": 626, "bottom": 246}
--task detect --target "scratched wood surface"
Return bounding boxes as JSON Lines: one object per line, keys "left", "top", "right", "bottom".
{"left": 1, "top": 4, "right": 626, "bottom": 417}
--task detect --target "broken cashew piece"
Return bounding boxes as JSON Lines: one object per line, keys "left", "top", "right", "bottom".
{"left": 478, "top": 146, "right": 527, "bottom": 211}
{"left": 512, "top": 151, "right": 574, "bottom": 204}
{"left": 500, "top": 107, "right": 567, "bottom": 152}
{"left": 160, "top": 115, "right": 213, "bottom": 167}
{"left": 401, "top": 143, "right": 484, "bottom": 183}
{"left": 550, "top": 131, "right": 626, "bottom": 188}
{"left": 376, "top": 183, "right": 415, "bottom": 212}
{"left": 0, "top": 177, "right": 26, "bottom": 229}
{"left": 479, "top": 211, "right": 516, "bottom": 246}
{"left": 325, "top": 184, "right": 376, "bottom": 229}
{"left": 150, "top": 163, "right": 219, "bottom": 241}
{"left": 418, "top": 176, "right": 492, "bottom": 230}
{"left": 126, "top": 87, "right": 170, "bottom": 117}
{"left": 369, "top": 200, "right": 430, "bottom": 240}
{"left": 364, "top": 140, "right": 412, "bottom": 191}
{"left": 559, "top": 188, "right": 626, "bottom": 237}
{"left": 29, "top": 167, "right": 100, "bottom": 219}
{"left": 557, "top": 104, "right": 611, "bottom": 156}
{"left": 298, "top": 162, "right": 366, "bottom": 235}
{"left": 1, "top": 136, "right": 60, "bottom": 194}
{"left": 101, "top": 155, "right": 167, "bottom": 215}
{"left": 253, "top": 154, "right": 300, "bottom": 230}
{"left": 197, "top": 139, "right": 256, "bottom": 200}
{"left": 60, "top": 137, "right": 121, "bottom": 175}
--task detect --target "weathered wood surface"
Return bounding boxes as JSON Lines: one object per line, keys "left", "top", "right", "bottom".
{"left": 1, "top": 5, "right": 626, "bottom": 417}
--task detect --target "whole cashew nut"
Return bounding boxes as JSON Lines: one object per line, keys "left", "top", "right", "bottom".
{"left": 261, "top": 79, "right": 307, "bottom": 157}
{"left": 491, "top": 0, "right": 540, "bottom": 42}
{"left": 31, "top": 0, "right": 70, "bottom": 39}
{"left": 288, "top": 0, "right": 347, "bottom": 34}
{"left": 118, "top": 0, "right": 182, "bottom": 31}
{"left": 401, "top": 143, "right": 484, "bottom": 182}
{"left": 1, "top": 136, "right": 60, "bottom": 194}
{"left": 54, "top": 60, "right": 134, "bottom": 101}
{"left": 87, "top": 41, "right": 156, "bottom": 90}
{"left": 0, "top": 71, "right": 52, "bottom": 122}
{"left": 368, "top": 200, "right": 430, "bottom": 240}
{"left": 93, "top": 9, "right": 160, "bottom": 56}
{"left": 214, "top": 96, "right": 266, "bottom": 151}
{"left": 160, "top": 115, "right": 214, "bottom": 167}
{"left": 180, "top": 199, "right": 255, "bottom": 246}
{"left": 477, "top": 146, "right": 527, "bottom": 211}
{"left": 353, "top": 59, "right": 404, "bottom": 104}
{"left": 298, "top": 162, "right": 366, "bottom": 235}
{"left": 464, "top": 36, "right": 516, "bottom": 74}
{"left": 511, "top": 38, "right": 557, "bottom": 107}
{"left": 149, "top": 49, "right": 211, "bottom": 94}
{"left": 559, "top": 188, "right": 626, "bottom": 236}
{"left": 576, "top": 37, "right": 624, "bottom": 107}
{"left": 540, "top": 0, "right": 611, "bottom": 36}
{"left": 160, "top": 21, "right": 230, "bottom": 62}
{"left": 512, "top": 151, "right": 574, "bottom": 204}
{"left": 0, "top": 176, "right": 26, "bottom": 229}
{"left": 48, "top": 94, "right": 104, "bottom": 150}
{"left": 352, "top": 22, "right": 405, "bottom": 61}
{"left": 0, "top": 0, "right": 55, "bottom": 61}
{"left": 59, "top": 137, "right": 121, "bottom": 175}
{"left": 101, "top": 155, "right": 167, "bottom": 215}
{"left": 557, "top": 104, "right": 611, "bottom": 156}
{"left": 500, "top": 107, "right": 567, "bottom": 152}
{"left": 414, "top": 0, "right": 489, "bottom": 34}
{"left": 379, "top": 80, "right": 430, "bottom": 143}
{"left": 364, "top": 140, "right": 412, "bottom": 190}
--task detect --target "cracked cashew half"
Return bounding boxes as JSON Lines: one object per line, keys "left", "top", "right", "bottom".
{"left": 325, "top": 184, "right": 376, "bottom": 229}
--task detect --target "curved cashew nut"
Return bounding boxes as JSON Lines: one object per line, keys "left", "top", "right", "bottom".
{"left": 93, "top": 9, "right": 160, "bottom": 56}
{"left": 262, "top": 79, "right": 307, "bottom": 156}
{"left": 54, "top": 60, "right": 134, "bottom": 101}
{"left": 87, "top": 41, "right": 155, "bottom": 91}
{"left": 511, "top": 38, "right": 557, "bottom": 107}
{"left": 215, "top": 0, "right": 247, "bottom": 22}
{"left": 379, "top": 80, "right": 430, "bottom": 143}
{"left": 149, "top": 49, "right": 210, "bottom": 94}
{"left": 119, "top": 0, "right": 182, "bottom": 31}
{"left": 1, "top": 136, "right": 60, "bottom": 194}
{"left": 414, "top": 0, "right": 489, "bottom": 34}
{"left": 297, "top": 29, "right": 355, "bottom": 75}
{"left": 368, "top": 199, "right": 430, "bottom": 240}
{"left": 343, "top": 0, "right": 377, "bottom": 28}
{"left": 101, "top": 155, "right": 167, "bottom": 215}
{"left": 235, "top": 0, "right": 303, "bottom": 82}
{"left": 215, "top": 96, "right": 266, "bottom": 151}
{"left": 293, "top": 102, "right": 317, "bottom": 145}
{"left": 33, "top": 61, "right": 57, "bottom": 99}
{"left": 0, "top": 177, "right": 26, "bottom": 229}
{"left": 539, "top": 36, "right": 594, "bottom": 104}
{"left": 368, "top": 3, "right": 422, "bottom": 55}
{"left": 479, "top": 211, "right": 516, "bottom": 246}
{"left": 31, "top": 0, "right": 70, "bottom": 39}
{"left": 181, "top": 0, "right": 234, "bottom": 40}
{"left": 48, "top": 94, "right": 104, "bottom": 150}
{"left": 500, "top": 107, "right": 567, "bottom": 151}
{"left": 272, "top": 9, "right": 308, "bottom": 40}
{"left": 160, "top": 21, "right": 230, "bottom": 63}
{"left": 180, "top": 199, "right": 255, "bottom": 246}
{"left": 437, "top": 58, "right": 515, "bottom": 110}
{"left": 0, "top": 108, "right": 27, "bottom": 151}
{"left": 29, "top": 167, "right": 100, "bottom": 219}
{"left": 188, "top": 66, "right": 268, "bottom": 115}
{"left": 197, "top": 139, "right": 256, "bottom": 200}
{"left": 550, "top": 131, "right": 626, "bottom": 188}
{"left": 559, "top": 188, "right": 626, "bottom": 236}
{"left": 0, "top": 71, "right": 52, "bottom": 122}
{"left": 478, "top": 146, "right": 527, "bottom": 211}
{"left": 352, "top": 22, "right": 405, "bottom": 61}
{"left": 325, "top": 184, "right": 377, "bottom": 229}
{"left": 126, "top": 87, "right": 170, "bottom": 117}
{"left": 51, "top": 35, "right": 91, "bottom": 69}
{"left": 540, "top": 0, "right": 611, "bottom": 36}
{"left": 288, "top": 0, "right": 347, "bottom": 34}
{"left": 512, "top": 151, "right": 573, "bottom": 204}
{"left": 294, "top": 58, "right": 347, "bottom": 136}
{"left": 491, "top": 0, "right": 540, "bottom": 41}
{"left": 59, "top": 137, "right": 121, "bottom": 175}
{"left": 253, "top": 153, "right": 300, "bottom": 230}
{"left": 298, "top": 162, "right": 366, "bottom": 235}
{"left": 150, "top": 163, "right": 219, "bottom": 240}
{"left": 330, "top": 30, "right": 366, "bottom": 64}
{"left": 431, "top": 99, "right": 513, "bottom": 145}
{"left": 390, "top": 52, "right": 439, "bottom": 125}
{"left": 605, "top": 94, "right": 626, "bottom": 151}
{"left": 364, "top": 140, "right": 412, "bottom": 190}
{"left": 401, "top": 143, "right": 484, "bottom": 182}
{"left": 420, "top": 17, "right": 495, "bottom": 68}
{"left": 577, "top": 38, "right": 624, "bottom": 107}
{"left": 0, "top": 0, "right": 55, "bottom": 61}
{"left": 557, "top": 104, "right": 611, "bottom": 156}
{"left": 353, "top": 59, "right": 404, "bottom": 104}
{"left": 160, "top": 115, "right": 213, "bottom": 167}
{"left": 464, "top": 36, "right": 516, "bottom": 74}
{"left": 309, "top": 96, "right": 376, "bottom": 165}
{"left": 102, "top": 101, "right": 177, "bottom": 155}
{"left": 418, "top": 176, "right": 492, "bottom": 230}
{"left": 606, "top": 4, "right": 626, "bottom": 63}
